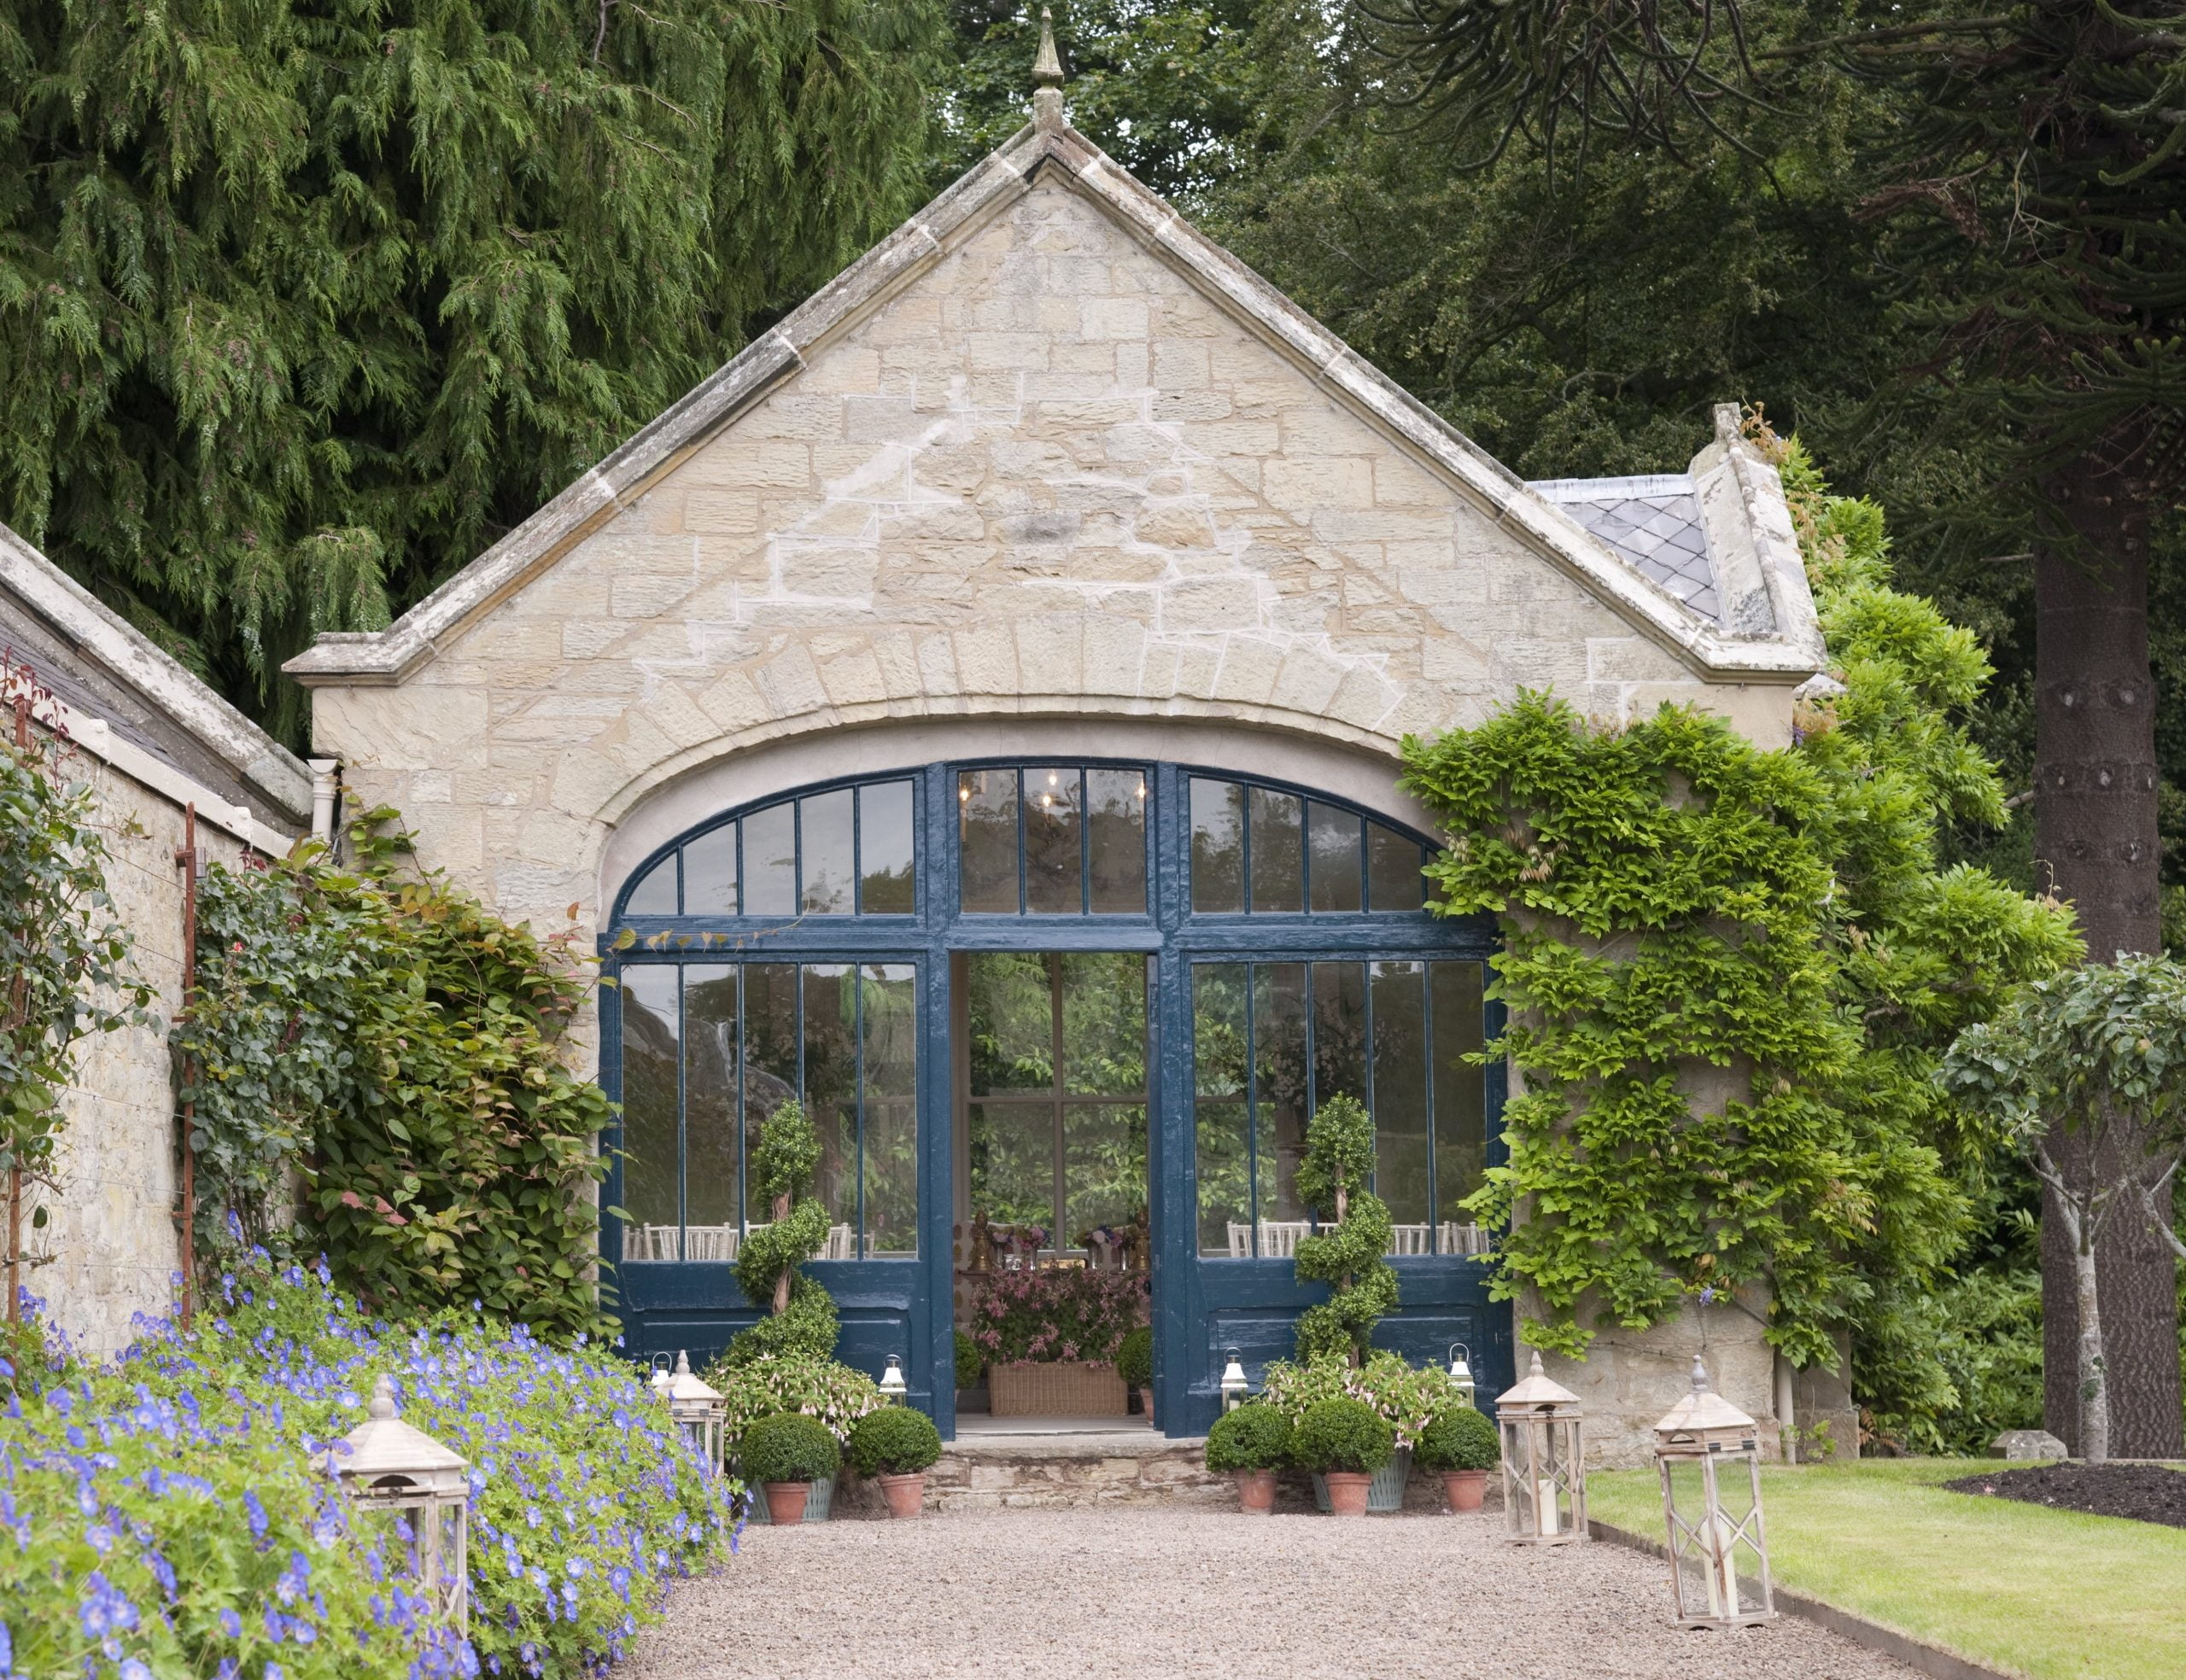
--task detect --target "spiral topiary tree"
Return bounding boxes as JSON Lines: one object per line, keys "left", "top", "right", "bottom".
{"left": 1291, "top": 1094, "right": 1400, "bottom": 1366}
{"left": 725, "top": 1100, "right": 839, "bottom": 1364}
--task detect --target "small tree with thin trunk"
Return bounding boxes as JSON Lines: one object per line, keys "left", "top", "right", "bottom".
{"left": 724, "top": 1099, "right": 839, "bottom": 1363}
{"left": 1942, "top": 956, "right": 2186, "bottom": 1462}
{"left": 1292, "top": 1094, "right": 1400, "bottom": 1366}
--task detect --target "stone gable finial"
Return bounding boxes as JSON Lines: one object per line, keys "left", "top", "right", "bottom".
{"left": 1032, "top": 7, "right": 1066, "bottom": 130}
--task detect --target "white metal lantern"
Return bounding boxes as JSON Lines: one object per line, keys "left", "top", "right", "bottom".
{"left": 1495, "top": 1351, "right": 1587, "bottom": 1546}
{"left": 649, "top": 1351, "right": 673, "bottom": 1400}
{"left": 329, "top": 1374, "right": 470, "bottom": 1632}
{"left": 663, "top": 1350, "right": 728, "bottom": 1469}
{"left": 1446, "top": 1343, "right": 1476, "bottom": 1409}
{"left": 880, "top": 1355, "right": 908, "bottom": 1403}
{"left": 1219, "top": 1347, "right": 1249, "bottom": 1412}
{"left": 1652, "top": 1356, "right": 1776, "bottom": 1628}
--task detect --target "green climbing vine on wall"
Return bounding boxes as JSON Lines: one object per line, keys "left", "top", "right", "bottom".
{"left": 1291, "top": 1093, "right": 1399, "bottom": 1364}
{"left": 1400, "top": 420, "right": 2078, "bottom": 1381}
{"left": 722, "top": 1099, "right": 839, "bottom": 1363}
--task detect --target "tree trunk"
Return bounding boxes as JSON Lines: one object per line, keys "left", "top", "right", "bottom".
{"left": 2071, "top": 1203, "right": 2109, "bottom": 1464}
{"left": 2033, "top": 449, "right": 2182, "bottom": 1458}
{"left": 772, "top": 1192, "right": 792, "bottom": 1315}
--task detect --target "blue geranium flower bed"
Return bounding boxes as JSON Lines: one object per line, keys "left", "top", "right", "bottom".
{"left": 0, "top": 1256, "right": 734, "bottom": 1680}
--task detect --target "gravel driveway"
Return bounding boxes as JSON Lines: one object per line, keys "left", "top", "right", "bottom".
{"left": 629, "top": 1506, "right": 1919, "bottom": 1680}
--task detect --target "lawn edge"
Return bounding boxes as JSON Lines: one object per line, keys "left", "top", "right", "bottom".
{"left": 1586, "top": 1520, "right": 2023, "bottom": 1680}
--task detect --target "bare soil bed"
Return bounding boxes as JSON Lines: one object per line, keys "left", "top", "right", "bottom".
{"left": 1943, "top": 1461, "right": 2186, "bottom": 1529}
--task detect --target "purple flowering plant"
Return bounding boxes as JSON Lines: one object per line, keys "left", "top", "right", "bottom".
{"left": 968, "top": 1269, "right": 1147, "bottom": 1365}
{"left": 0, "top": 1254, "right": 733, "bottom": 1680}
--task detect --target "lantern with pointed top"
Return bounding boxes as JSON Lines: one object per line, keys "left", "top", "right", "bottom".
{"left": 1494, "top": 1351, "right": 1587, "bottom": 1546}
{"left": 328, "top": 1374, "right": 470, "bottom": 1631}
{"left": 662, "top": 1350, "right": 728, "bottom": 1469}
{"left": 1652, "top": 1356, "right": 1776, "bottom": 1627}
{"left": 1446, "top": 1343, "right": 1476, "bottom": 1409}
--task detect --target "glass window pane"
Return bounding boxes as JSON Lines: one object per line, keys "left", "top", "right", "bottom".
{"left": 861, "top": 963, "right": 918, "bottom": 1256}
{"left": 859, "top": 782, "right": 915, "bottom": 913}
{"left": 623, "top": 856, "right": 676, "bottom": 917}
{"left": 800, "top": 790, "right": 855, "bottom": 915}
{"left": 1432, "top": 962, "right": 1488, "bottom": 1251}
{"left": 1086, "top": 769, "right": 1148, "bottom": 913}
{"left": 1066, "top": 1103, "right": 1147, "bottom": 1242}
{"left": 1248, "top": 789, "right": 1305, "bottom": 913}
{"left": 969, "top": 1102, "right": 1056, "bottom": 1234}
{"left": 1061, "top": 953, "right": 1148, "bottom": 1097}
{"left": 1306, "top": 803, "right": 1363, "bottom": 913}
{"left": 966, "top": 952, "right": 1055, "bottom": 1095}
{"left": 1311, "top": 961, "right": 1369, "bottom": 1114}
{"left": 1024, "top": 766, "right": 1084, "bottom": 914}
{"left": 617, "top": 966, "right": 680, "bottom": 1254}
{"left": 1189, "top": 779, "right": 1244, "bottom": 913}
{"left": 959, "top": 770, "right": 1020, "bottom": 913}
{"left": 742, "top": 964, "right": 800, "bottom": 1224}
{"left": 683, "top": 966, "right": 740, "bottom": 1240}
{"left": 1195, "top": 1102, "right": 1249, "bottom": 1257}
{"left": 744, "top": 803, "right": 797, "bottom": 916}
{"left": 802, "top": 965, "right": 860, "bottom": 1244}
{"left": 682, "top": 826, "right": 737, "bottom": 915}
{"left": 1371, "top": 961, "right": 1431, "bottom": 1237}
{"left": 1191, "top": 963, "right": 1248, "bottom": 1100}
{"left": 1368, "top": 823, "right": 1424, "bottom": 912}
{"left": 1253, "top": 964, "right": 1310, "bottom": 1226}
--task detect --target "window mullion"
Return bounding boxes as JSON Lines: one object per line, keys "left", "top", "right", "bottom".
{"left": 1244, "top": 961, "right": 1259, "bottom": 1255}
{"left": 675, "top": 965, "right": 687, "bottom": 1262}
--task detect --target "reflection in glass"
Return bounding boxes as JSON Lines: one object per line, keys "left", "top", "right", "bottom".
{"left": 624, "top": 856, "right": 676, "bottom": 916}
{"left": 803, "top": 965, "right": 859, "bottom": 1239}
{"left": 959, "top": 770, "right": 1020, "bottom": 913}
{"left": 1311, "top": 961, "right": 1368, "bottom": 1115}
{"left": 1253, "top": 964, "right": 1310, "bottom": 1224}
{"left": 1368, "top": 823, "right": 1424, "bottom": 911}
{"left": 862, "top": 963, "right": 918, "bottom": 1255}
{"left": 742, "top": 964, "right": 800, "bottom": 1220}
{"left": 1087, "top": 770, "right": 1148, "bottom": 913}
{"left": 618, "top": 966, "right": 680, "bottom": 1251}
{"left": 1371, "top": 962, "right": 1430, "bottom": 1229}
{"left": 682, "top": 826, "right": 737, "bottom": 915}
{"left": 743, "top": 802, "right": 797, "bottom": 916}
{"left": 1025, "top": 767, "right": 1084, "bottom": 914}
{"left": 859, "top": 782, "right": 915, "bottom": 913}
{"left": 1191, "top": 963, "right": 1248, "bottom": 1100}
{"left": 966, "top": 953, "right": 1055, "bottom": 1094}
{"left": 801, "top": 790, "right": 855, "bottom": 915}
{"left": 1061, "top": 954, "right": 1148, "bottom": 1096}
{"left": 1066, "top": 1103, "right": 1147, "bottom": 1240}
{"left": 683, "top": 966, "right": 740, "bottom": 1238}
{"left": 1195, "top": 1102, "right": 1250, "bottom": 1257}
{"left": 1432, "top": 962, "right": 1488, "bottom": 1247}
{"left": 1306, "top": 803, "right": 1363, "bottom": 913}
{"left": 1190, "top": 779, "right": 1245, "bottom": 913}
{"left": 968, "top": 1104, "right": 1054, "bottom": 1231}
{"left": 1249, "top": 789, "right": 1305, "bottom": 913}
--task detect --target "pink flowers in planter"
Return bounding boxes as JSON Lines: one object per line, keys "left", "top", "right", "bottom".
{"left": 969, "top": 1268, "right": 1148, "bottom": 1365}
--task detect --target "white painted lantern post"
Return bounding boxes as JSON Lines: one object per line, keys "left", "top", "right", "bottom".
{"left": 330, "top": 1375, "right": 470, "bottom": 1632}
{"left": 663, "top": 1350, "right": 728, "bottom": 1468}
{"left": 1219, "top": 1347, "right": 1249, "bottom": 1412}
{"left": 1495, "top": 1352, "right": 1587, "bottom": 1546}
{"left": 1652, "top": 1356, "right": 1776, "bottom": 1628}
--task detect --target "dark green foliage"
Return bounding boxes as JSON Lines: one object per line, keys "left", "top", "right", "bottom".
{"left": 1115, "top": 1324, "right": 1153, "bottom": 1390}
{"left": 0, "top": 0, "right": 944, "bottom": 742}
{"left": 1290, "top": 1397, "right": 1394, "bottom": 1473}
{"left": 1415, "top": 1405, "right": 1499, "bottom": 1473}
{"left": 956, "top": 1328, "right": 985, "bottom": 1389}
{"left": 176, "top": 809, "right": 617, "bottom": 1338}
{"left": 1291, "top": 1093, "right": 1400, "bottom": 1362}
{"left": 739, "top": 1409, "right": 842, "bottom": 1484}
{"left": 1204, "top": 1402, "right": 1294, "bottom": 1472}
{"left": 847, "top": 1404, "right": 943, "bottom": 1477}
{"left": 725, "top": 1100, "right": 839, "bottom": 1363}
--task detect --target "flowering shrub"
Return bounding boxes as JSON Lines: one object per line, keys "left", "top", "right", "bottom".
{"left": 968, "top": 1269, "right": 1147, "bottom": 1365}
{"left": 1256, "top": 1351, "right": 1464, "bottom": 1451}
{"left": 0, "top": 1255, "right": 732, "bottom": 1679}
{"left": 700, "top": 1350, "right": 884, "bottom": 1452}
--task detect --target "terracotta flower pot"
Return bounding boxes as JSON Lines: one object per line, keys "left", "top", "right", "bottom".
{"left": 1140, "top": 1386, "right": 1156, "bottom": 1427}
{"left": 1236, "top": 1469, "right": 1277, "bottom": 1514}
{"left": 1441, "top": 1469, "right": 1488, "bottom": 1513}
{"left": 762, "top": 1481, "right": 811, "bottom": 1525}
{"left": 877, "top": 1472, "right": 927, "bottom": 1520}
{"left": 1323, "top": 1471, "right": 1373, "bottom": 1516}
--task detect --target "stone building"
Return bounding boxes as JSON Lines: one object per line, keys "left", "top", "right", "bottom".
{"left": 286, "top": 67, "right": 1834, "bottom": 1457}
{"left": 2, "top": 525, "right": 310, "bottom": 1359}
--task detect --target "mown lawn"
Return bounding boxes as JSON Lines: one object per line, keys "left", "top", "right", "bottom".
{"left": 1587, "top": 1458, "right": 2186, "bottom": 1680}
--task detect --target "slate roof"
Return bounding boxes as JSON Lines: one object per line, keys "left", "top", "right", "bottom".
{"left": 1527, "top": 475, "right": 1720, "bottom": 623}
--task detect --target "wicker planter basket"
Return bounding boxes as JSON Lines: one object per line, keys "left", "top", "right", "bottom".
{"left": 988, "top": 1360, "right": 1129, "bottom": 1416}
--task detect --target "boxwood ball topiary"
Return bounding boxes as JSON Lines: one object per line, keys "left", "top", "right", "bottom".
{"left": 1204, "top": 1403, "right": 1293, "bottom": 1473}
{"left": 1115, "top": 1326, "right": 1154, "bottom": 1391}
{"left": 1292, "top": 1397, "right": 1394, "bottom": 1473}
{"left": 955, "top": 1329, "right": 984, "bottom": 1390}
{"left": 1416, "top": 1406, "right": 1499, "bottom": 1472}
{"left": 848, "top": 1406, "right": 943, "bottom": 1478}
{"left": 739, "top": 1410, "right": 841, "bottom": 1485}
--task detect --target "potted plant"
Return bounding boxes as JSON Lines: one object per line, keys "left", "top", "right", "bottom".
{"left": 1292, "top": 1397, "right": 1393, "bottom": 1516}
{"left": 1116, "top": 1326, "right": 1154, "bottom": 1425}
{"left": 969, "top": 1268, "right": 1148, "bottom": 1416}
{"left": 739, "top": 1410, "right": 841, "bottom": 1526}
{"left": 1416, "top": 1406, "right": 1499, "bottom": 1512}
{"left": 1259, "top": 1350, "right": 1462, "bottom": 1512}
{"left": 1204, "top": 1403, "right": 1292, "bottom": 1514}
{"left": 848, "top": 1406, "right": 944, "bottom": 1519}
{"left": 704, "top": 1349, "right": 884, "bottom": 1519}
